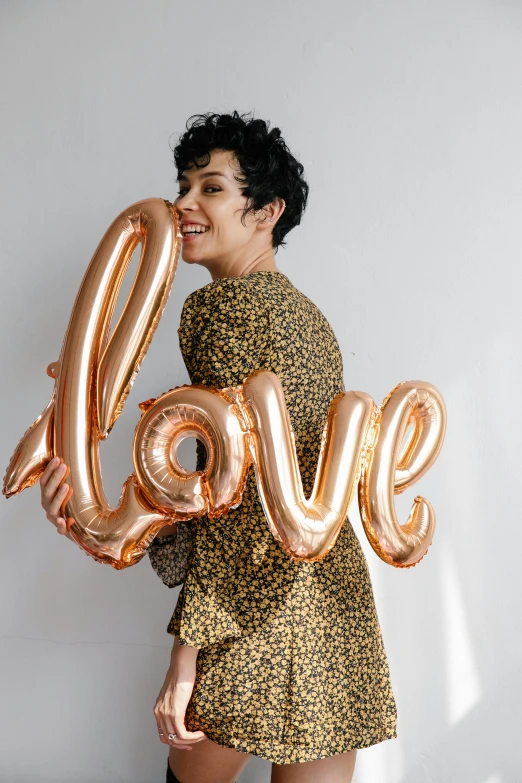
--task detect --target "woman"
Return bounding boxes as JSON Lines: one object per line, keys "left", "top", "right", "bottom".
{"left": 40, "top": 112, "right": 397, "bottom": 783}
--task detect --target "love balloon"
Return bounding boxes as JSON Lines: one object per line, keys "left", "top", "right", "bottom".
{"left": 2, "top": 199, "right": 446, "bottom": 570}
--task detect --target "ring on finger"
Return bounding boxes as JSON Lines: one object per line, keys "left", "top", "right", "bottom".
{"left": 168, "top": 733, "right": 177, "bottom": 741}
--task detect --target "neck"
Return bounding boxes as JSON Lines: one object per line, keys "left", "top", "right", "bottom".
{"left": 206, "top": 246, "right": 278, "bottom": 281}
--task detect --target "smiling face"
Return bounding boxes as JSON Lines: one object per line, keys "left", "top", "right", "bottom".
{"left": 174, "top": 149, "right": 274, "bottom": 276}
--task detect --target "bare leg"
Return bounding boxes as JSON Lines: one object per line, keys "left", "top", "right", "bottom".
{"left": 271, "top": 750, "right": 357, "bottom": 783}
{"left": 169, "top": 737, "right": 252, "bottom": 783}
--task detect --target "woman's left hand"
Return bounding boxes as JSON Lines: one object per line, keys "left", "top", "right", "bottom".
{"left": 154, "top": 637, "right": 207, "bottom": 751}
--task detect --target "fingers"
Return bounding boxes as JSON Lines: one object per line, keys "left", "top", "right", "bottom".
{"left": 157, "top": 733, "right": 192, "bottom": 751}
{"left": 170, "top": 685, "right": 207, "bottom": 745}
{"left": 154, "top": 696, "right": 171, "bottom": 746}
{"left": 170, "top": 710, "right": 207, "bottom": 742}
{"left": 55, "top": 517, "right": 68, "bottom": 535}
{"left": 39, "top": 457, "right": 74, "bottom": 532}
{"left": 39, "top": 456, "right": 61, "bottom": 488}
{"left": 155, "top": 705, "right": 188, "bottom": 750}
{"left": 173, "top": 716, "right": 207, "bottom": 743}
{"left": 40, "top": 457, "right": 65, "bottom": 493}
{"left": 170, "top": 708, "right": 207, "bottom": 750}
{"left": 41, "top": 463, "right": 67, "bottom": 508}
{"left": 154, "top": 703, "right": 206, "bottom": 752}
{"left": 48, "top": 481, "right": 70, "bottom": 521}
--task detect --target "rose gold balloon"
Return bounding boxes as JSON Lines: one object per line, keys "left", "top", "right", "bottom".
{"left": 134, "top": 384, "right": 250, "bottom": 519}
{"left": 46, "top": 362, "right": 59, "bottom": 380}
{"left": 3, "top": 197, "right": 446, "bottom": 572}
{"left": 3, "top": 199, "right": 181, "bottom": 568}
{"left": 3, "top": 395, "right": 56, "bottom": 494}
{"left": 240, "top": 370, "right": 375, "bottom": 560}
{"left": 358, "top": 381, "right": 447, "bottom": 568}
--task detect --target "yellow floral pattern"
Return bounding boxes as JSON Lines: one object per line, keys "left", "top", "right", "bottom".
{"left": 165, "top": 271, "right": 397, "bottom": 764}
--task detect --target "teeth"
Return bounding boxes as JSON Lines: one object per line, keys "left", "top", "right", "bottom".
{"left": 182, "top": 224, "right": 209, "bottom": 235}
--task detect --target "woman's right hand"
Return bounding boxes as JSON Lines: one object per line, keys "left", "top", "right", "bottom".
{"left": 154, "top": 638, "right": 207, "bottom": 751}
{"left": 39, "top": 456, "right": 74, "bottom": 538}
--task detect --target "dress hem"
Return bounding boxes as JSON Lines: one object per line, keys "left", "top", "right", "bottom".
{"left": 196, "top": 724, "right": 398, "bottom": 765}
{"left": 167, "top": 625, "right": 243, "bottom": 648}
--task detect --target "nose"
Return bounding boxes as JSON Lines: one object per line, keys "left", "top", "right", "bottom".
{"left": 176, "top": 191, "right": 198, "bottom": 212}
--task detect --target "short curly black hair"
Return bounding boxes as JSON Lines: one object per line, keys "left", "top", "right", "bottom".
{"left": 172, "top": 111, "right": 309, "bottom": 249}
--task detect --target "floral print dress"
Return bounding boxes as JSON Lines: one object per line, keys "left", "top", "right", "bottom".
{"left": 147, "top": 270, "right": 397, "bottom": 764}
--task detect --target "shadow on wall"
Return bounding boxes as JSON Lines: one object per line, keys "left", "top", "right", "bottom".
{"left": 397, "top": 675, "right": 516, "bottom": 783}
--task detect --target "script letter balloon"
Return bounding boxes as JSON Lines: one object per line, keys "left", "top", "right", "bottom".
{"left": 358, "top": 381, "right": 447, "bottom": 568}
{"left": 3, "top": 199, "right": 181, "bottom": 568}
{"left": 241, "top": 370, "right": 375, "bottom": 560}
{"left": 134, "top": 385, "right": 250, "bottom": 519}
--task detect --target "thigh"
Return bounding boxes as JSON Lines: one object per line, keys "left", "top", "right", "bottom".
{"left": 169, "top": 737, "right": 251, "bottom": 783}
{"left": 270, "top": 750, "right": 357, "bottom": 783}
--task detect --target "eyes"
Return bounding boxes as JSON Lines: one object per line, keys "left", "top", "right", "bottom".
{"left": 177, "top": 186, "right": 222, "bottom": 197}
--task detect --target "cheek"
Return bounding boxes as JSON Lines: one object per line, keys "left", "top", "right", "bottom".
{"left": 211, "top": 207, "right": 247, "bottom": 242}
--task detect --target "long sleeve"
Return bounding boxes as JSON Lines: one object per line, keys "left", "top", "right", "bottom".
{"left": 147, "top": 520, "right": 195, "bottom": 588}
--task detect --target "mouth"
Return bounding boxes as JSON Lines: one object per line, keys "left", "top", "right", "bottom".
{"left": 181, "top": 224, "right": 210, "bottom": 241}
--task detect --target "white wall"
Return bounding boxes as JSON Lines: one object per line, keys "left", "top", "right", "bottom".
{"left": 1, "top": 1, "right": 521, "bottom": 781}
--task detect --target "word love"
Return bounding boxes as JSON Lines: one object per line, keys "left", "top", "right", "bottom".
{"left": 2, "top": 198, "right": 446, "bottom": 570}
{"left": 135, "top": 372, "right": 446, "bottom": 569}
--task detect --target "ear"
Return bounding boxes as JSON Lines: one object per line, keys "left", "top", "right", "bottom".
{"left": 256, "top": 197, "right": 286, "bottom": 234}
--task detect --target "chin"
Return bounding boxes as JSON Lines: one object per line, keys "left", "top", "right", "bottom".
{"left": 180, "top": 250, "right": 205, "bottom": 266}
